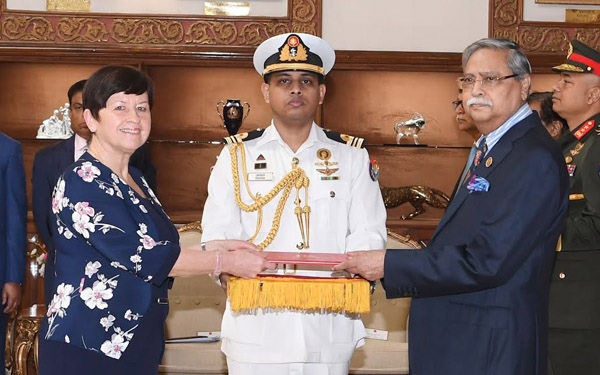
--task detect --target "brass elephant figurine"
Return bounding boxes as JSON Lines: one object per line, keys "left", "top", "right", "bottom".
{"left": 381, "top": 185, "right": 450, "bottom": 220}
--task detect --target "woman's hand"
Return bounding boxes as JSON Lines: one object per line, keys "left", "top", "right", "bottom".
{"left": 207, "top": 240, "right": 276, "bottom": 279}
{"left": 203, "top": 239, "right": 259, "bottom": 252}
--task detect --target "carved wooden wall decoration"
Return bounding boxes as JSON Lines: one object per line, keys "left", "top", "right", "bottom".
{"left": 0, "top": 0, "right": 320, "bottom": 50}
{"left": 491, "top": 0, "right": 600, "bottom": 53}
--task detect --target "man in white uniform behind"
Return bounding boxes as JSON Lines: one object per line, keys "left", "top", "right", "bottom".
{"left": 200, "top": 32, "right": 387, "bottom": 374}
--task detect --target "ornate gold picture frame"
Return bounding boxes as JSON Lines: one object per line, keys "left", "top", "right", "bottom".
{"left": 491, "top": 0, "right": 600, "bottom": 53}
{"left": 0, "top": 0, "right": 321, "bottom": 50}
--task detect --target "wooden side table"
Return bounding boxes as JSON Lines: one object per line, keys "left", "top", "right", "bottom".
{"left": 13, "top": 304, "right": 46, "bottom": 375}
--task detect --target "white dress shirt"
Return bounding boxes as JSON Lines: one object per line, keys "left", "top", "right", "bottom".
{"left": 73, "top": 134, "right": 88, "bottom": 161}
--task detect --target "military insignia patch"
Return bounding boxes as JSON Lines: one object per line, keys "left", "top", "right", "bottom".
{"left": 369, "top": 159, "right": 380, "bottom": 181}
{"left": 567, "top": 164, "right": 576, "bottom": 177}
{"left": 574, "top": 122, "right": 594, "bottom": 140}
{"left": 315, "top": 148, "right": 339, "bottom": 179}
{"left": 255, "top": 154, "right": 267, "bottom": 169}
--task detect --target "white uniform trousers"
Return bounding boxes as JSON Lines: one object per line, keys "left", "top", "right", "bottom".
{"left": 227, "top": 358, "right": 350, "bottom": 375}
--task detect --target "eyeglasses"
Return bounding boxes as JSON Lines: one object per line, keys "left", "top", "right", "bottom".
{"left": 451, "top": 100, "right": 463, "bottom": 110}
{"left": 457, "top": 73, "right": 519, "bottom": 90}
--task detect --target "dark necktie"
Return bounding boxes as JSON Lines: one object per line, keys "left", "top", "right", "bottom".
{"left": 458, "top": 143, "right": 477, "bottom": 185}
{"left": 462, "top": 135, "right": 487, "bottom": 185}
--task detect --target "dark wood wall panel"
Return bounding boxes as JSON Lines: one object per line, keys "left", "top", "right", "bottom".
{"left": 150, "top": 142, "right": 221, "bottom": 223}
{"left": 370, "top": 146, "right": 467, "bottom": 196}
{"left": 0, "top": 63, "right": 100, "bottom": 137}
{"left": 148, "top": 66, "right": 271, "bottom": 142}
{"left": 363, "top": 145, "right": 469, "bottom": 242}
{"left": 324, "top": 70, "right": 474, "bottom": 147}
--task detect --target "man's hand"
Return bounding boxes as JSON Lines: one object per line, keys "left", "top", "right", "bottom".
{"left": 333, "top": 250, "right": 386, "bottom": 281}
{"left": 3, "top": 282, "right": 21, "bottom": 313}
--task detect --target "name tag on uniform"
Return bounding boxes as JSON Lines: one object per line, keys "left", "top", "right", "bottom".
{"left": 247, "top": 172, "right": 274, "bottom": 181}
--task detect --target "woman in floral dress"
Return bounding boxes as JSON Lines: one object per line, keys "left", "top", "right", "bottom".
{"left": 38, "top": 65, "right": 273, "bottom": 375}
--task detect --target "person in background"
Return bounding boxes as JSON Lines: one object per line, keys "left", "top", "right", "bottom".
{"left": 334, "top": 38, "right": 569, "bottom": 375}
{"left": 201, "top": 33, "right": 387, "bottom": 374}
{"left": 547, "top": 40, "right": 600, "bottom": 375}
{"left": 0, "top": 131, "right": 26, "bottom": 371}
{"left": 33, "top": 79, "right": 157, "bottom": 306}
{"left": 527, "top": 91, "right": 568, "bottom": 140}
{"left": 452, "top": 88, "right": 480, "bottom": 141}
{"left": 37, "top": 65, "right": 274, "bottom": 375}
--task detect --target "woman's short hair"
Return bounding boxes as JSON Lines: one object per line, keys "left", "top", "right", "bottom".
{"left": 83, "top": 65, "right": 154, "bottom": 119}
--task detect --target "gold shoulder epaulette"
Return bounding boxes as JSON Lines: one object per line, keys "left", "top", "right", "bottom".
{"left": 323, "top": 129, "right": 366, "bottom": 148}
{"left": 223, "top": 128, "right": 265, "bottom": 145}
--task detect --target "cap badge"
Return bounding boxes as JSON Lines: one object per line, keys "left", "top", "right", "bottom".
{"left": 280, "top": 35, "right": 308, "bottom": 62}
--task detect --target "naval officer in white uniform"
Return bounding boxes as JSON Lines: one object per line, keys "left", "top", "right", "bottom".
{"left": 201, "top": 32, "right": 387, "bottom": 375}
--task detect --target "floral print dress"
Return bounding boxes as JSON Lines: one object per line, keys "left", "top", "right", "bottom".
{"left": 38, "top": 153, "right": 180, "bottom": 374}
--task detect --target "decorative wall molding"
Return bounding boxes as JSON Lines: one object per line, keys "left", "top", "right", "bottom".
{"left": 0, "top": 0, "right": 320, "bottom": 51}
{"left": 491, "top": 0, "right": 600, "bottom": 53}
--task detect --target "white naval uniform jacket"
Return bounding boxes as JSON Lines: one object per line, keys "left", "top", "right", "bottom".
{"left": 201, "top": 122, "right": 387, "bottom": 364}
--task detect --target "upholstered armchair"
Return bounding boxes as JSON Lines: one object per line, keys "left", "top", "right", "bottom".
{"left": 159, "top": 224, "right": 420, "bottom": 374}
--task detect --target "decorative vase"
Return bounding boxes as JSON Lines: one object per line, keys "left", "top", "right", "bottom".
{"left": 217, "top": 99, "right": 250, "bottom": 136}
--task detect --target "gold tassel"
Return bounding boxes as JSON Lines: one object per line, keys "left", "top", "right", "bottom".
{"left": 228, "top": 276, "right": 371, "bottom": 314}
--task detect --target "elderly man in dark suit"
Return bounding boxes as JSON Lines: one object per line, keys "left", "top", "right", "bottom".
{"left": 335, "top": 38, "right": 569, "bottom": 375}
{"left": 32, "top": 79, "right": 157, "bottom": 305}
{"left": 0, "top": 131, "right": 26, "bottom": 370}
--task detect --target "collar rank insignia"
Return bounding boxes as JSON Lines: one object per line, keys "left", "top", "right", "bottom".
{"left": 574, "top": 120, "right": 594, "bottom": 140}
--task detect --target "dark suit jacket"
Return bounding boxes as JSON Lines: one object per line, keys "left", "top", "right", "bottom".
{"left": 0, "top": 132, "right": 27, "bottom": 370}
{"left": 383, "top": 114, "right": 569, "bottom": 375}
{"left": 32, "top": 136, "right": 157, "bottom": 304}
